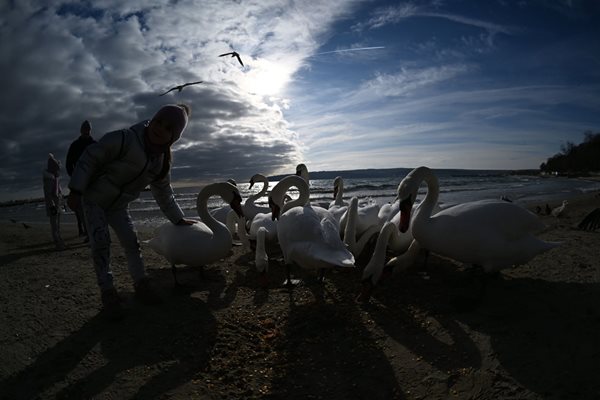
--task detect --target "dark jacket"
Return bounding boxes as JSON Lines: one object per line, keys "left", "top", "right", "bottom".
{"left": 68, "top": 121, "right": 184, "bottom": 223}
{"left": 66, "top": 136, "right": 96, "bottom": 176}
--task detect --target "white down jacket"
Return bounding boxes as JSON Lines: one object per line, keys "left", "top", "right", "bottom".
{"left": 68, "top": 120, "right": 185, "bottom": 223}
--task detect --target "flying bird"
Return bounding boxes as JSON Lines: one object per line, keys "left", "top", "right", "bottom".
{"left": 219, "top": 51, "right": 244, "bottom": 67}
{"left": 158, "top": 81, "right": 203, "bottom": 96}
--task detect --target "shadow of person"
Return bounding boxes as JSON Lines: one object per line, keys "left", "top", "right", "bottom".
{"left": 0, "top": 289, "right": 217, "bottom": 399}
{"left": 269, "top": 301, "right": 405, "bottom": 399}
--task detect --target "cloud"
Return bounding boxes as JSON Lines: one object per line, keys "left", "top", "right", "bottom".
{"left": 353, "top": 3, "right": 516, "bottom": 34}
{"left": 0, "top": 0, "right": 363, "bottom": 200}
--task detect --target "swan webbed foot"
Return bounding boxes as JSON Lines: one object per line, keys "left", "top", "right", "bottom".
{"left": 282, "top": 264, "right": 301, "bottom": 287}
{"left": 282, "top": 278, "right": 302, "bottom": 287}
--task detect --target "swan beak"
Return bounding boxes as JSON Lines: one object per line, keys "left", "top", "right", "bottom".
{"left": 399, "top": 197, "right": 413, "bottom": 233}
{"left": 249, "top": 178, "right": 255, "bottom": 189}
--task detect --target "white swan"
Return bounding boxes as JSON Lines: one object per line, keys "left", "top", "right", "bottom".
{"left": 378, "top": 200, "right": 400, "bottom": 223}
{"left": 356, "top": 226, "right": 422, "bottom": 302}
{"left": 269, "top": 175, "right": 355, "bottom": 283}
{"left": 396, "top": 166, "right": 559, "bottom": 272}
{"left": 254, "top": 226, "right": 269, "bottom": 287}
{"left": 343, "top": 197, "right": 380, "bottom": 258}
{"left": 295, "top": 163, "right": 330, "bottom": 209}
{"left": 243, "top": 173, "right": 271, "bottom": 222}
{"left": 328, "top": 176, "right": 349, "bottom": 225}
{"left": 147, "top": 181, "right": 244, "bottom": 284}
{"left": 551, "top": 200, "right": 568, "bottom": 217}
{"left": 339, "top": 196, "right": 381, "bottom": 238}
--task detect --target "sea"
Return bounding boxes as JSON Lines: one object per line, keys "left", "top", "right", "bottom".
{"left": 3, "top": 168, "right": 600, "bottom": 228}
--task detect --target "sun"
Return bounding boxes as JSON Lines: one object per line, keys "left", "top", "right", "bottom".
{"left": 241, "top": 58, "right": 291, "bottom": 96}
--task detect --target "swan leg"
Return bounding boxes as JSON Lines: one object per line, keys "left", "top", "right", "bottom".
{"left": 317, "top": 268, "right": 325, "bottom": 283}
{"left": 282, "top": 264, "right": 300, "bottom": 287}
{"left": 171, "top": 264, "right": 180, "bottom": 287}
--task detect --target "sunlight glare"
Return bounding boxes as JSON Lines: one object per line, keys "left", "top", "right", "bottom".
{"left": 242, "top": 58, "right": 291, "bottom": 96}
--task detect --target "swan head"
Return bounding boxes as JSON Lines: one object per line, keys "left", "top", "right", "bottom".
{"left": 397, "top": 168, "right": 428, "bottom": 232}
{"left": 220, "top": 182, "right": 244, "bottom": 218}
{"left": 356, "top": 264, "right": 394, "bottom": 303}
{"left": 295, "top": 163, "right": 309, "bottom": 183}
{"left": 333, "top": 176, "right": 342, "bottom": 199}
{"left": 268, "top": 175, "right": 308, "bottom": 220}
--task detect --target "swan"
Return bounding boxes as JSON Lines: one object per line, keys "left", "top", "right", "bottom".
{"left": 269, "top": 175, "right": 355, "bottom": 284}
{"left": 356, "top": 222, "right": 422, "bottom": 302}
{"left": 551, "top": 200, "right": 568, "bottom": 217}
{"left": 339, "top": 196, "right": 381, "bottom": 238}
{"left": 396, "top": 166, "right": 559, "bottom": 273}
{"left": 243, "top": 173, "right": 271, "bottom": 222}
{"left": 343, "top": 197, "right": 380, "bottom": 258}
{"left": 254, "top": 227, "right": 269, "bottom": 287}
{"left": 295, "top": 163, "right": 330, "bottom": 209}
{"left": 147, "top": 181, "right": 244, "bottom": 284}
{"left": 328, "top": 176, "right": 349, "bottom": 225}
{"left": 378, "top": 200, "right": 400, "bottom": 223}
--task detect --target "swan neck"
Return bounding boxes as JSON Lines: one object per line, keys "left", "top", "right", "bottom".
{"left": 419, "top": 169, "right": 439, "bottom": 220}
{"left": 248, "top": 176, "right": 269, "bottom": 203}
{"left": 281, "top": 177, "right": 310, "bottom": 214}
{"left": 335, "top": 180, "right": 344, "bottom": 205}
{"left": 343, "top": 198, "right": 358, "bottom": 248}
{"left": 197, "top": 185, "right": 227, "bottom": 235}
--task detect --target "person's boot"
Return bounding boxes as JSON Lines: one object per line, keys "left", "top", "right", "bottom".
{"left": 101, "top": 287, "right": 125, "bottom": 320}
{"left": 134, "top": 278, "right": 163, "bottom": 305}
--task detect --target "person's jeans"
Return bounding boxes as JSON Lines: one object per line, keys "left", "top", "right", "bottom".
{"left": 83, "top": 198, "right": 145, "bottom": 290}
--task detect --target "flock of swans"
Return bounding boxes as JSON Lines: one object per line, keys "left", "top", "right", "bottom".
{"left": 146, "top": 165, "right": 560, "bottom": 302}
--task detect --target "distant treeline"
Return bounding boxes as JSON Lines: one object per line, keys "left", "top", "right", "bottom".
{"left": 540, "top": 131, "right": 600, "bottom": 175}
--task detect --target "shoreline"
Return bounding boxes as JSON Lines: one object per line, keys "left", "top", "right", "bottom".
{"left": 1, "top": 191, "right": 599, "bottom": 399}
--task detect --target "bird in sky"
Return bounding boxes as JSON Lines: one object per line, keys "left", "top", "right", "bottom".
{"left": 158, "top": 81, "right": 203, "bottom": 96}
{"left": 219, "top": 51, "right": 244, "bottom": 67}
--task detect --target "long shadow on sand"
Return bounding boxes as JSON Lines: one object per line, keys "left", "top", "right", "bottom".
{"left": 268, "top": 287, "right": 405, "bottom": 400}
{"left": 0, "top": 284, "right": 217, "bottom": 399}
{"left": 368, "top": 256, "right": 600, "bottom": 399}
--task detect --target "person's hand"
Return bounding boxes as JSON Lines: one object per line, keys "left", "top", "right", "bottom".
{"left": 67, "top": 192, "right": 81, "bottom": 211}
{"left": 176, "top": 218, "right": 197, "bottom": 226}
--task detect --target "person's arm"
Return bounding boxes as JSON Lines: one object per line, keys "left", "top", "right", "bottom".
{"left": 150, "top": 172, "right": 193, "bottom": 225}
{"left": 69, "top": 130, "right": 126, "bottom": 194}
{"left": 67, "top": 130, "right": 126, "bottom": 210}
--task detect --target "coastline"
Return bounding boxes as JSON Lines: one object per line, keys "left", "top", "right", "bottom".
{"left": 1, "top": 191, "right": 599, "bottom": 399}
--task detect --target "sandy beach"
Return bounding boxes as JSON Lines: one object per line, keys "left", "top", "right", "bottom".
{"left": 1, "top": 192, "right": 599, "bottom": 399}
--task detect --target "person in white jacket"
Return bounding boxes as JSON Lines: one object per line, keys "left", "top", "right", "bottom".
{"left": 67, "top": 104, "right": 197, "bottom": 319}
{"left": 43, "top": 153, "right": 66, "bottom": 250}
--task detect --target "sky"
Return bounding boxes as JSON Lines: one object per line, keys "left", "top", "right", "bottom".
{"left": 1, "top": 0, "right": 599, "bottom": 201}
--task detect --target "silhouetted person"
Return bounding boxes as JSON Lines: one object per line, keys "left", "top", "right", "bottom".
{"left": 66, "top": 120, "right": 96, "bottom": 239}
{"left": 43, "top": 153, "right": 66, "bottom": 250}
{"left": 67, "top": 104, "right": 197, "bottom": 319}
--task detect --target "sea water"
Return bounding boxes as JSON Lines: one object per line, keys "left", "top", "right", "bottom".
{"left": 3, "top": 168, "right": 600, "bottom": 227}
